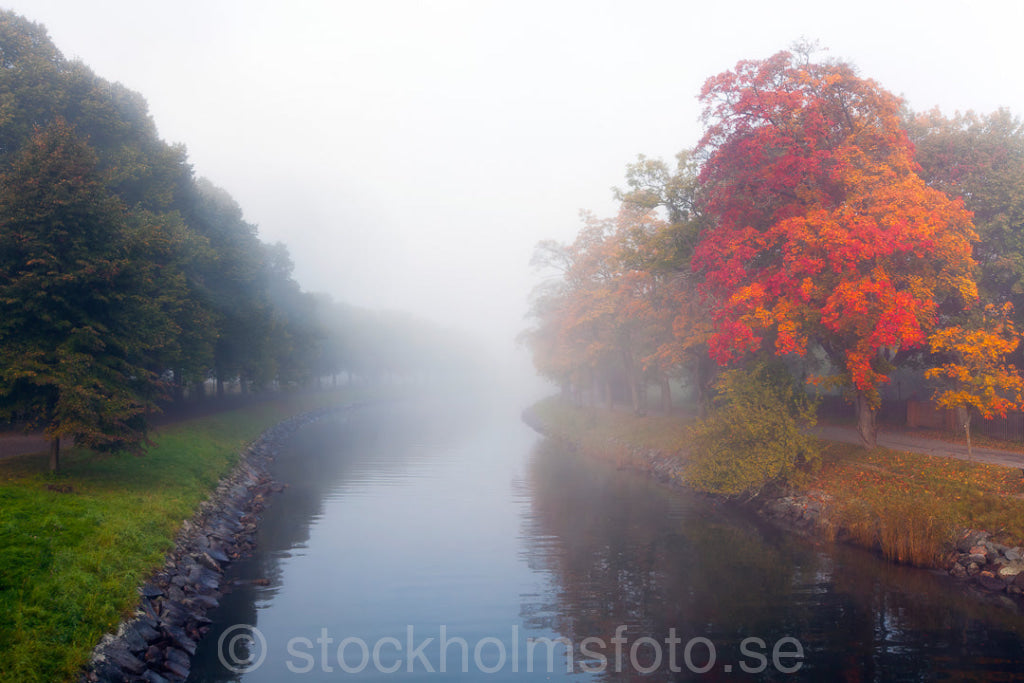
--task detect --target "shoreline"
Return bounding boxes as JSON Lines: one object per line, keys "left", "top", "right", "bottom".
{"left": 79, "top": 405, "right": 350, "bottom": 683}
{"left": 520, "top": 403, "right": 1024, "bottom": 612}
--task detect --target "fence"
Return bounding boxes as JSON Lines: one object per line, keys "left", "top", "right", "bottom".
{"left": 819, "top": 395, "right": 1024, "bottom": 443}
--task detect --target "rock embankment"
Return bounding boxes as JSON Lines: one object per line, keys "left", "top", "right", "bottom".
{"left": 948, "top": 530, "right": 1024, "bottom": 596}
{"left": 80, "top": 406, "right": 344, "bottom": 683}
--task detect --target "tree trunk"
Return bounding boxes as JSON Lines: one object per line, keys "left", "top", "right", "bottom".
{"left": 174, "top": 368, "right": 185, "bottom": 404}
{"left": 605, "top": 379, "right": 613, "bottom": 412}
{"left": 693, "top": 357, "right": 715, "bottom": 418}
{"left": 855, "top": 391, "right": 878, "bottom": 449}
{"left": 623, "top": 351, "right": 641, "bottom": 414}
{"left": 965, "top": 412, "right": 973, "bottom": 462}
{"left": 49, "top": 436, "right": 60, "bottom": 473}
{"left": 660, "top": 376, "right": 672, "bottom": 414}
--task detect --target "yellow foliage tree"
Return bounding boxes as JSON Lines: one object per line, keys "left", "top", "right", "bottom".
{"left": 925, "top": 303, "right": 1024, "bottom": 458}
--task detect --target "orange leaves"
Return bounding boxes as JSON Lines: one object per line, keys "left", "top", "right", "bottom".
{"left": 527, "top": 50, "right": 1007, "bottom": 422}
{"left": 926, "top": 304, "right": 1024, "bottom": 420}
{"left": 693, "top": 49, "right": 978, "bottom": 399}
{"left": 525, "top": 204, "right": 701, "bottom": 385}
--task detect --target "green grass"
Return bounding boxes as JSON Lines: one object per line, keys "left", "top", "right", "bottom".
{"left": 0, "top": 388, "right": 362, "bottom": 683}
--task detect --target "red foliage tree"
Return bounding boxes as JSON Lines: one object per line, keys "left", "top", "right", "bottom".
{"left": 693, "top": 49, "right": 978, "bottom": 447}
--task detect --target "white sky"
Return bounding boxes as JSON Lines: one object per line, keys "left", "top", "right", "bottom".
{"left": 4, "top": 0, "right": 1024, "bottom": 366}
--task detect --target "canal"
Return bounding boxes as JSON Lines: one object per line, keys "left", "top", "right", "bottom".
{"left": 187, "top": 398, "right": 1024, "bottom": 681}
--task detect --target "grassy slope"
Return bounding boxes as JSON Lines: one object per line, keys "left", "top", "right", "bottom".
{"left": 531, "top": 396, "right": 1024, "bottom": 566}
{"left": 0, "top": 389, "right": 358, "bottom": 683}
{"left": 810, "top": 441, "right": 1024, "bottom": 564}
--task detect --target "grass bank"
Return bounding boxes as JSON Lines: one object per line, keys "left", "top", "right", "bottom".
{"left": 810, "top": 442, "right": 1024, "bottom": 565}
{"left": 0, "top": 388, "right": 361, "bottom": 683}
{"left": 529, "top": 396, "right": 1024, "bottom": 568}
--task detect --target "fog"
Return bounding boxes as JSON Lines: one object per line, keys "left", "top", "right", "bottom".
{"left": 7, "top": 0, "right": 1024, "bottom": 394}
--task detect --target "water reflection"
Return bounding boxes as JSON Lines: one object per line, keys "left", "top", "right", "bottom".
{"left": 523, "top": 439, "right": 1024, "bottom": 681}
{"left": 188, "top": 402, "right": 1024, "bottom": 682}
{"left": 189, "top": 399, "right": 570, "bottom": 682}
{"left": 188, "top": 402, "right": 462, "bottom": 682}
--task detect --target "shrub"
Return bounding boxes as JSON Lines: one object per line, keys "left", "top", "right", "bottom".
{"left": 687, "top": 363, "right": 819, "bottom": 497}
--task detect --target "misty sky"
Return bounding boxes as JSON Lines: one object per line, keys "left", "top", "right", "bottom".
{"left": 4, "top": 0, "right": 1024, "bottom": 364}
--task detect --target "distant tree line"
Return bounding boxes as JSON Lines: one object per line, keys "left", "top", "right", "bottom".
{"left": 0, "top": 11, "right": 472, "bottom": 470}
{"left": 522, "top": 45, "right": 1024, "bottom": 453}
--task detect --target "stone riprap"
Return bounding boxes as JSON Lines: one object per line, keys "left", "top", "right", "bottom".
{"left": 80, "top": 405, "right": 348, "bottom": 683}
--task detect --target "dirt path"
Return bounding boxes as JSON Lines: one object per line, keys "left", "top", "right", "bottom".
{"left": 0, "top": 393, "right": 288, "bottom": 462}
{"left": 813, "top": 424, "right": 1024, "bottom": 469}
{"left": 8, "top": 404, "right": 1024, "bottom": 469}
{"left": 0, "top": 433, "right": 55, "bottom": 459}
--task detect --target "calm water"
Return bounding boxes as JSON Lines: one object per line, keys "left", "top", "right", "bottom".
{"left": 187, "top": 399, "right": 1024, "bottom": 681}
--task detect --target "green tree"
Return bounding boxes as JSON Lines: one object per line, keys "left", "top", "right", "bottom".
{"left": 262, "top": 241, "right": 325, "bottom": 388}
{"left": 0, "top": 120, "right": 175, "bottom": 470}
{"left": 909, "top": 109, "right": 1024, "bottom": 306}
{"left": 0, "top": 11, "right": 68, "bottom": 160}
{"left": 185, "top": 178, "right": 275, "bottom": 395}
{"left": 128, "top": 207, "right": 217, "bottom": 399}
{"left": 0, "top": 10, "right": 215, "bottom": 399}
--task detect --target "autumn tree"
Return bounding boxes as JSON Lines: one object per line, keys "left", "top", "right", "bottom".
{"left": 527, "top": 214, "right": 627, "bottom": 408}
{"left": 524, "top": 206, "right": 692, "bottom": 414}
{"left": 0, "top": 121, "right": 176, "bottom": 470}
{"left": 615, "top": 151, "right": 715, "bottom": 411}
{"left": 925, "top": 304, "right": 1024, "bottom": 459}
{"left": 524, "top": 151, "right": 716, "bottom": 414}
{"left": 693, "top": 49, "right": 978, "bottom": 448}
{"left": 909, "top": 108, "right": 1024, "bottom": 377}
{"left": 909, "top": 109, "right": 1024, "bottom": 455}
